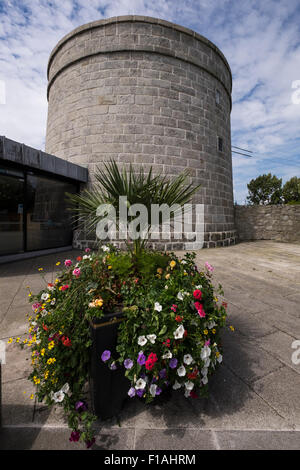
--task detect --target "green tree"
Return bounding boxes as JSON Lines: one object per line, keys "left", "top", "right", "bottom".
{"left": 282, "top": 176, "right": 300, "bottom": 204}
{"left": 246, "top": 173, "right": 283, "bottom": 205}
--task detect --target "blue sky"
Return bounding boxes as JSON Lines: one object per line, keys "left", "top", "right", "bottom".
{"left": 0, "top": 0, "right": 299, "bottom": 203}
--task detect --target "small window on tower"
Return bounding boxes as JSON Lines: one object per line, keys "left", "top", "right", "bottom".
{"left": 218, "top": 136, "right": 223, "bottom": 152}
{"left": 215, "top": 89, "right": 220, "bottom": 105}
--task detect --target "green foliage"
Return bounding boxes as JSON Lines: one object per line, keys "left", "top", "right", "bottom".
{"left": 14, "top": 245, "right": 230, "bottom": 448}
{"left": 246, "top": 173, "right": 283, "bottom": 205}
{"left": 283, "top": 176, "right": 300, "bottom": 204}
{"left": 66, "top": 160, "right": 201, "bottom": 254}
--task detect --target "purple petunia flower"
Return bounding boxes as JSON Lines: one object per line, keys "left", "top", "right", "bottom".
{"left": 128, "top": 387, "right": 136, "bottom": 398}
{"left": 137, "top": 352, "right": 146, "bottom": 366}
{"left": 86, "top": 437, "right": 96, "bottom": 449}
{"left": 101, "top": 350, "right": 111, "bottom": 362}
{"left": 124, "top": 358, "right": 133, "bottom": 369}
{"left": 69, "top": 430, "right": 81, "bottom": 442}
{"left": 75, "top": 401, "right": 88, "bottom": 412}
{"left": 136, "top": 389, "right": 145, "bottom": 397}
{"left": 159, "top": 369, "right": 167, "bottom": 379}
{"left": 156, "top": 387, "right": 162, "bottom": 395}
{"left": 169, "top": 358, "right": 178, "bottom": 369}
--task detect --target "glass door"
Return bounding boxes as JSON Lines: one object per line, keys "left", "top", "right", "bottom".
{"left": 0, "top": 169, "right": 25, "bottom": 255}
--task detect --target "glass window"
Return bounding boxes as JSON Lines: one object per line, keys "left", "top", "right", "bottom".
{"left": 218, "top": 136, "right": 223, "bottom": 152}
{"left": 26, "top": 174, "right": 77, "bottom": 251}
{"left": 0, "top": 172, "right": 24, "bottom": 255}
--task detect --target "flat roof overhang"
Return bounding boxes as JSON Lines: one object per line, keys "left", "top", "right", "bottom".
{"left": 0, "top": 136, "right": 88, "bottom": 183}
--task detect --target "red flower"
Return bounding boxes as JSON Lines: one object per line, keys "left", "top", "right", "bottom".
{"left": 163, "top": 339, "right": 171, "bottom": 348}
{"left": 193, "top": 289, "right": 202, "bottom": 300}
{"left": 175, "top": 315, "right": 183, "bottom": 322}
{"left": 188, "top": 368, "right": 198, "bottom": 380}
{"left": 42, "top": 323, "right": 48, "bottom": 331}
{"left": 184, "top": 330, "right": 188, "bottom": 338}
{"left": 171, "top": 304, "right": 177, "bottom": 312}
{"left": 194, "top": 302, "right": 206, "bottom": 318}
{"left": 134, "top": 278, "right": 139, "bottom": 284}
{"left": 61, "top": 336, "right": 72, "bottom": 347}
{"left": 190, "top": 390, "right": 198, "bottom": 399}
{"left": 145, "top": 352, "right": 158, "bottom": 370}
{"left": 76, "top": 256, "right": 82, "bottom": 261}
{"left": 222, "top": 301, "right": 228, "bottom": 309}
{"left": 61, "top": 284, "right": 69, "bottom": 291}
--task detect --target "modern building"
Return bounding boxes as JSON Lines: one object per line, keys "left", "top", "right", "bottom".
{"left": 0, "top": 136, "right": 87, "bottom": 261}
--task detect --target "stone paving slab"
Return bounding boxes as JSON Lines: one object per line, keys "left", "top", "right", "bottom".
{"left": 1, "top": 241, "right": 300, "bottom": 450}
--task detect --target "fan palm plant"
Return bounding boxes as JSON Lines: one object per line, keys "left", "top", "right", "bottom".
{"left": 67, "top": 160, "right": 201, "bottom": 256}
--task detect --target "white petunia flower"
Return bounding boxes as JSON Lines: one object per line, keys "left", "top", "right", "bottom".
{"left": 165, "top": 285, "right": 168, "bottom": 290}
{"left": 200, "top": 345, "right": 211, "bottom": 360}
{"left": 172, "top": 380, "right": 182, "bottom": 390}
{"left": 135, "top": 378, "right": 146, "bottom": 390}
{"left": 181, "top": 260, "right": 187, "bottom": 265}
{"left": 102, "top": 245, "right": 110, "bottom": 252}
{"left": 201, "top": 367, "right": 208, "bottom": 376}
{"left": 204, "top": 357, "right": 211, "bottom": 368}
{"left": 41, "top": 293, "right": 49, "bottom": 301}
{"left": 177, "top": 365, "right": 186, "bottom": 377}
{"left": 40, "top": 309, "right": 47, "bottom": 317}
{"left": 207, "top": 320, "right": 216, "bottom": 329}
{"left": 138, "top": 336, "right": 147, "bottom": 346}
{"left": 147, "top": 334, "right": 156, "bottom": 344}
{"left": 154, "top": 302, "right": 162, "bottom": 312}
{"left": 183, "top": 354, "right": 193, "bottom": 365}
{"left": 61, "top": 383, "right": 70, "bottom": 394}
{"left": 174, "top": 324, "right": 185, "bottom": 340}
{"left": 177, "top": 292, "right": 184, "bottom": 301}
{"left": 50, "top": 298, "right": 56, "bottom": 305}
{"left": 217, "top": 354, "right": 223, "bottom": 363}
{"left": 83, "top": 255, "right": 92, "bottom": 260}
{"left": 149, "top": 384, "right": 157, "bottom": 397}
{"left": 162, "top": 351, "right": 172, "bottom": 359}
{"left": 184, "top": 389, "right": 191, "bottom": 398}
{"left": 202, "top": 376, "right": 208, "bottom": 385}
{"left": 195, "top": 285, "right": 202, "bottom": 289}
{"left": 52, "top": 390, "right": 65, "bottom": 403}
{"left": 184, "top": 381, "right": 194, "bottom": 391}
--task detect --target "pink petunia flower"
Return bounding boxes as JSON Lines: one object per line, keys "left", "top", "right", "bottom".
{"left": 72, "top": 268, "right": 81, "bottom": 277}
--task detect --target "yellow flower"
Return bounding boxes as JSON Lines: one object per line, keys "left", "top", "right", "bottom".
{"left": 38, "top": 268, "right": 43, "bottom": 271}
{"left": 170, "top": 260, "right": 176, "bottom": 269}
{"left": 203, "top": 329, "right": 208, "bottom": 335}
{"left": 183, "top": 271, "right": 188, "bottom": 276}
{"left": 216, "top": 351, "right": 220, "bottom": 358}
{"left": 28, "top": 292, "right": 32, "bottom": 297}
{"left": 16, "top": 337, "right": 20, "bottom": 343}
{"left": 56, "top": 262, "right": 61, "bottom": 266}
{"left": 108, "top": 265, "right": 112, "bottom": 270}
{"left": 23, "top": 339, "right": 28, "bottom": 344}
{"left": 48, "top": 341, "right": 55, "bottom": 350}
{"left": 165, "top": 273, "right": 170, "bottom": 280}
{"left": 229, "top": 325, "right": 235, "bottom": 332}
{"left": 212, "top": 328, "right": 216, "bottom": 334}
{"left": 44, "top": 370, "right": 49, "bottom": 379}
{"left": 33, "top": 376, "right": 40, "bottom": 385}
{"left": 7, "top": 338, "right": 13, "bottom": 344}
{"left": 41, "top": 348, "right": 45, "bottom": 356}
{"left": 30, "top": 394, "right": 34, "bottom": 400}
{"left": 157, "top": 268, "right": 163, "bottom": 275}
{"left": 94, "top": 298, "right": 103, "bottom": 307}
{"left": 55, "top": 279, "right": 59, "bottom": 284}
{"left": 214, "top": 297, "right": 218, "bottom": 302}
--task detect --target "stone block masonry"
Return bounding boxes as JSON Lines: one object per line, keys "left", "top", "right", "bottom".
{"left": 235, "top": 205, "right": 300, "bottom": 243}
{"left": 45, "top": 16, "right": 236, "bottom": 249}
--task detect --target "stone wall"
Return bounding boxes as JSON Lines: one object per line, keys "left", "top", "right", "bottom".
{"left": 46, "top": 16, "right": 236, "bottom": 249}
{"left": 235, "top": 205, "right": 300, "bottom": 243}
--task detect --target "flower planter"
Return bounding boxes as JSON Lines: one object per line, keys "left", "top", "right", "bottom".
{"left": 90, "top": 312, "right": 129, "bottom": 420}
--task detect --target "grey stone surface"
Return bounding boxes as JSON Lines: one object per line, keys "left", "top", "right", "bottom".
{"left": 1, "top": 241, "right": 300, "bottom": 449}
{"left": 216, "top": 430, "right": 300, "bottom": 450}
{"left": 235, "top": 205, "right": 300, "bottom": 244}
{"left": 45, "top": 15, "right": 236, "bottom": 250}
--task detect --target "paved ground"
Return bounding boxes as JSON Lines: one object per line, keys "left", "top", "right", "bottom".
{"left": 0, "top": 241, "right": 300, "bottom": 450}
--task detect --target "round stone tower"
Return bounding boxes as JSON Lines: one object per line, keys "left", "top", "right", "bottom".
{"left": 46, "top": 16, "right": 236, "bottom": 249}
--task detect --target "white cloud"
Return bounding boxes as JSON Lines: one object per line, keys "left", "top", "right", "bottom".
{"left": 0, "top": 0, "right": 299, "bottom": 202}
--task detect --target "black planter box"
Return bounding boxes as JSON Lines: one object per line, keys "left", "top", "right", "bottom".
{"left": 90, "top": 312, "right": 129, "bottom": 420}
